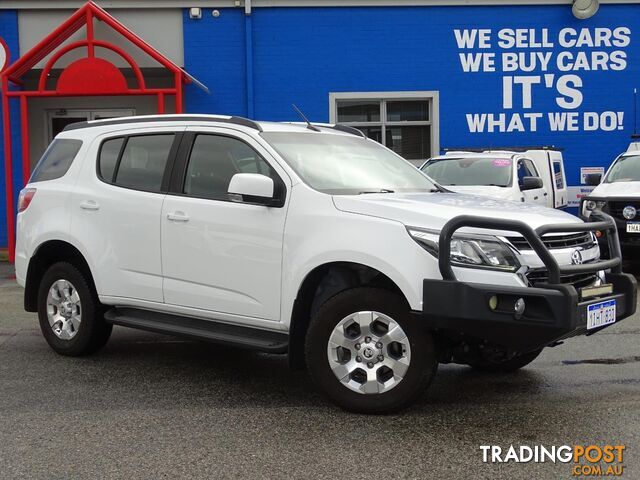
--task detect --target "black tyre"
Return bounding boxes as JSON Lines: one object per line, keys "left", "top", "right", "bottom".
{"left": 37, "top": 261, "right": 112, "bottom": 356}
{"left": 305, "top": 287, "right": 437, "bottom": 414}
{"left": 468, "top": 349, "right": 542, "bottom": 373}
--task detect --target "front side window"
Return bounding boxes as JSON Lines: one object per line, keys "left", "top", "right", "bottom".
{"left": 333, "top": 95, "right": 435, "bottom": 161}
{"left": 108, "top": 134, "right": 175, "bottom": 192}
{"left": 421, "top": 157, "right": 512, "bottom": 187}
{"left": 517, "top": 159, "right": 538, "bottom": 186}
{"left": 604, "top": 155, "right": 640, "bottom": 183}
{"left": 184, "top": 134, "right": 282, "bottom": 200}
{"left": 262, "top": 132, "right": 437, "bottom": 195}
{"left": 30, "top": 138, "right": 82, "bottom": 183}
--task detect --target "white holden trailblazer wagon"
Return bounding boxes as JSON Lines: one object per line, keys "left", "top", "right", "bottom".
{"left": 15, "top": 115, "right": 636, "bottom": 414}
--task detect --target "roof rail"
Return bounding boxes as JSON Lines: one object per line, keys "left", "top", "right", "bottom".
{"left": 62, "top": 114, "right": 263, "bottom": 132}
{"left": 443, "top": 146, "right": 563, "bottom": 153}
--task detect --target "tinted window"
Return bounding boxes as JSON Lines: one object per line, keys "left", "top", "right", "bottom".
{"left": 98, "top": 137, "right": 124, "bottom": 182}
{"left": 114, "top": 135, "right": 174, "bottom": 192}
{"left": 30, "top": 139, "right": 82, "bottom": 183}
{"left": 553, "top": 160, "right": 565, "bottom": 189}
{"left": 517, "top": 159, "right": 538, "bottom": 185}
{"left": 184, "top": 134, "right": 280, "bottom": 199}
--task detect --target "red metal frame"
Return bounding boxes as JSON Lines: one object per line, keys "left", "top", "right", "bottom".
{"left": 0, "top": 1, "right": 194, "bottom": 262}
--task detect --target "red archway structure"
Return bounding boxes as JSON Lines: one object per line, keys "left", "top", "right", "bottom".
{"left": 0, "top": 1, "right": 207, "bottom": 262}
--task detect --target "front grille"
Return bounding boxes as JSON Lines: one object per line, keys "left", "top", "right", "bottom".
{"left": 506, "top": 232, "right": 594, "bottom": 251}
{"left": 526, "top": 268, "right": 598, "bottom": 289}
{"left": 608, "top": 201, "right": 640, "bottom": 220}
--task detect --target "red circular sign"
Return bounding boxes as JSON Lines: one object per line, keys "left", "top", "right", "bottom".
{"left": 0, "top": 37, "right": 9, "bottom": 73}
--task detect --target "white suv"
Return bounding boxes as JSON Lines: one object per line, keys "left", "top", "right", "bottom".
{"left": 15, "top": 115, "right": 636, "bottom": 413}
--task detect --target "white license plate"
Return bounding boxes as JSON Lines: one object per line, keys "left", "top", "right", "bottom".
{"left": 586, "top": 299, "right": 617, "bottom": 330}
{"left": 627, "top": 223, "right": 640, "bottom": 233}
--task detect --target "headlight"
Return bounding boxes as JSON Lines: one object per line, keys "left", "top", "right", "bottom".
{"left": 407, "top": 228, "right": 520, "bottom": 272}
{"left": 582, "top": 199, "right": 606, "bottom": 217}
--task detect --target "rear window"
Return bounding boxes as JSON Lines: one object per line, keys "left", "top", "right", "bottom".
{"left": 30, "top": 139, "right": 82, "bottom": 183}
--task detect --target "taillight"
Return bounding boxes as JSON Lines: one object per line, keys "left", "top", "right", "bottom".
{"left": 18, "top": 188, "right": 36, "bottom": 213}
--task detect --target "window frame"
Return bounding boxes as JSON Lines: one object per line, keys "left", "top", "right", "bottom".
{"left": 329, "top": 91, "right": 440, "bottom": 162}
{"left": 96, "top": 132, "right": 183, "bottom": 194}
{"left": 168, "top": 131, "right": 288, "bottom": 208}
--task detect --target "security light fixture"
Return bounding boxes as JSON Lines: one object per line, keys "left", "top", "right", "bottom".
{"left": 189, "top": 7, "right": 202, "bottom": 19}
{"left": 572, "top": 0, "right": 599, "bottom": 19}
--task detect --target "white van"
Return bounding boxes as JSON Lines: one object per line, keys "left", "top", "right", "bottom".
{"left": 420, "top": 148, "right": 568, "bottom": 209}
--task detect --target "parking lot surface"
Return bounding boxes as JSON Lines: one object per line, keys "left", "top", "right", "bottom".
{"left": 1, "top": 263, "right": 639, "bottom": 479}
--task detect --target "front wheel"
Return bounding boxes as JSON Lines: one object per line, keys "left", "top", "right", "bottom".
{"left": 37, "top": 261, "right": 112, "bottom": 356}
{"left": 305, "top": 287, "right": 437, "bottom": 414}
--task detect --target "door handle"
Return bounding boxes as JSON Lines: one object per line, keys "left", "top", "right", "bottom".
{"left": 533, "top": 196, "right": 539, "bottom": 200}
{"left": 167, "top": 211, "right": 189, "bottom": 222}
{"left": 80, "top": 200, "right": 100, "bottom": 211}
{"left": 543, "top": 192, "right": 548, "bottom": 196}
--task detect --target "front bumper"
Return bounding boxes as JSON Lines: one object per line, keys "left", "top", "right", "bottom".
{"left": 580, "top": 197, "right": 640, "bottom": 248}
{"left": 419, "top": 212, "right": 637, "bottom": 352}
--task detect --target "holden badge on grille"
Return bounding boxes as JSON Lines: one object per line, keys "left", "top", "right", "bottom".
{"left": 571, "top": 249, "right": 584, "bottom": 265}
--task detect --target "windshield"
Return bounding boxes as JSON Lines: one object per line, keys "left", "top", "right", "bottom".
{"left": 604, "top": 155, "right": 640, "bottom": 183}
{"left": 261, "top": 132, "right": 438, "bottom": 195}
{"left": 421, "top": 157, "right": 513, "bottom": 187}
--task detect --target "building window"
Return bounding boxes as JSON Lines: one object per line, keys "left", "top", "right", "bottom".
{"left": 329, "top": 92, "right": 439, "bottom": 164}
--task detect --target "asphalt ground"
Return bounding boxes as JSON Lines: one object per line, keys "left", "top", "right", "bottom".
{"left": 0, "top": 262, "right": 639, "bottom": 479}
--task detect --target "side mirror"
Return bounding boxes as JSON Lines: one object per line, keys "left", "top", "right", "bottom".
{"left": 521, "top": 176, "right": 544, "bottom": 191}
{"left": 228, "top": 173, "right": 275, "bottom": 205}
{"left": 585, "top": 173, "right": 602, "bottom": 186}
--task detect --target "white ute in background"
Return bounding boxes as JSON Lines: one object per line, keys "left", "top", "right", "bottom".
{"left": 420, "top": 148, "right": 568, "bottom": 209}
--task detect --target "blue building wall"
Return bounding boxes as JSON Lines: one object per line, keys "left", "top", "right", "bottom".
{"left": 0, "top": 9, "right": 21, "bottom": 248}
{"left": 184, "top": 4, "right": 640, "bottom": 205}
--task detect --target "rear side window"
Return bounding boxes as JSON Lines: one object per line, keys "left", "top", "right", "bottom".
{"left": 98, "top": 137, "right": 125, "bottom": 182}
{"left": 553, "top": 160, "right": 565, "bottom": 189}
{"left": 99, "top": 134, "right": 175, "bottom": 192}
{"left": 30, "top": 139, "right": 82, "bottom": 183}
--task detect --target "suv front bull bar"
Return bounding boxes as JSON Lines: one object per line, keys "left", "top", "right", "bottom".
{"left": 420, "top": 212, "right": 637, "bottom": 352}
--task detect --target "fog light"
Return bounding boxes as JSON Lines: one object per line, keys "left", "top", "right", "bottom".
{"left": 514, "top": 298, "right": 526, "bottom": 319}
{"left": 489, "top": 295, "right": 498, "bottom": 311}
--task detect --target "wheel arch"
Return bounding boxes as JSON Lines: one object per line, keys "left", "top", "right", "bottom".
{"left": 288, "top": 261, "right": 410, "bottom": 370}
{"left": 24, "top": 240, "right": 97, "bottom": 312}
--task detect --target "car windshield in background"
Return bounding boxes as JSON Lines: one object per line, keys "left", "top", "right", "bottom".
{"left": 604, "top": 155, "right": 640, "bottom": 183}
{"left": 261, "top": 132, "right": 437, "bottom": 195}
{"left": 421, "top": 157, "right": 512, "bottom": 187}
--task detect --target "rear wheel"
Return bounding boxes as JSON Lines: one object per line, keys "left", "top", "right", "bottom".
{"left": 37, "top": 262, "right": 112, "bottom": 356}
{"left": 305, "top": 287, "right": 437, "bottom": 414}
{"left": 468, "top": 349, "right": 542, "bottom": 373}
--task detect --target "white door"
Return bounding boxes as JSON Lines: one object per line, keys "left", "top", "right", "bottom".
{"left": 517, "top": 158, "right": 547, "bottom": 206}
{"left": 161, "top": 128, "right": 290, "bottom": 321}
{"left": 71, "top": 128, "right": 180, "bottom": 303}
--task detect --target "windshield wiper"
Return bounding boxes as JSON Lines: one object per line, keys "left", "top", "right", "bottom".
{"left": 358, "top": 189, "right": 395, "bottom": 194}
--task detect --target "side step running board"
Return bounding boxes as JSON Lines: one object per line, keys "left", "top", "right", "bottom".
{"left": 104, "top": 307, "right": 288, "bottom": 353}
